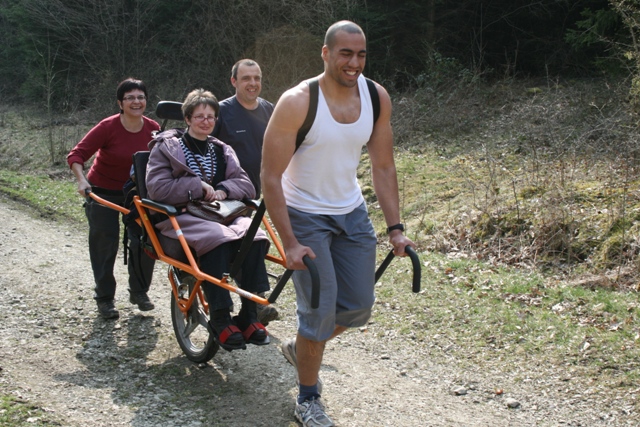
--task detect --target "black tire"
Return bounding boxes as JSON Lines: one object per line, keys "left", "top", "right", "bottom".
{"left": 169, "top": 268, "right": 218, "bottom": 363}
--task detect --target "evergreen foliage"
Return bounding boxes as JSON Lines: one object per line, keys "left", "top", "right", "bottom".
{"left": 0, "top": 0, "right": 633, "bottom": 113}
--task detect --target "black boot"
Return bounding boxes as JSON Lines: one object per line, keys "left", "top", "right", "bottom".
{"left": 235, "top": 300, "right": 269, "bottom": 345}
{"left": 209, "top": 308, "right": 246, "bottom": 351}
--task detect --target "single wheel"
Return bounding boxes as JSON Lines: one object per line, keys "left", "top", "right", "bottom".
{"left": 169, "top": 267, "right": 218, "bottom": 363}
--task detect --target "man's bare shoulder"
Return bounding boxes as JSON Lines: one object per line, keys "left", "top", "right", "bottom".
{"left": 277, "top": 79, "right": 312, "bottom": 110}
{"left": 270, "top": 78, "right": 316, "bottom": 131}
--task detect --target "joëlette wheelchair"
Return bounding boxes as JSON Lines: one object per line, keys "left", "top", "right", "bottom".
{"left": 88, "top": 100, "right": 421, "bottom": 364}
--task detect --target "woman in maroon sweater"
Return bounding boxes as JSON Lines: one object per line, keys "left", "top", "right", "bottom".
{"left": 67, "top": 78, "right": 160, "bottom": 319}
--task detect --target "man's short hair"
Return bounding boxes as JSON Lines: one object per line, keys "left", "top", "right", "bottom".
{"left": 324, "top": 21, "right": 365, "bottom": 49}
{"left": 231, "top": 59, "right": 260, "bottom": 80}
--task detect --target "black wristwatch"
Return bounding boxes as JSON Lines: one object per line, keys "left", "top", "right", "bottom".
{"left": 386, "top": 223, "right": 404, "bottom": 234}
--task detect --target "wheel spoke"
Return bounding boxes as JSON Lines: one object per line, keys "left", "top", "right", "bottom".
{"left": 170, "top": 269, "right": 219, "bottom": 363}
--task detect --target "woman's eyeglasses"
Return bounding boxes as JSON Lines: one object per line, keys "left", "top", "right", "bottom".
{"left": 192, "top": 115, "right": 216, "bottom": 123}
{"left": 123, "top": 95, "right": 147, "bottom": 102}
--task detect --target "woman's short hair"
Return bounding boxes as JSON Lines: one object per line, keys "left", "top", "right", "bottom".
{"left": 181, "top": 89, "right": 219, "bottom": 119}
{"left": 116, "top": 78, "right": 148, "bottom": 101}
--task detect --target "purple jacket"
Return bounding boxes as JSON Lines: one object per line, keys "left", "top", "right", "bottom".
{"left": 146, "top": 129, "right": 267, "bottom": 256}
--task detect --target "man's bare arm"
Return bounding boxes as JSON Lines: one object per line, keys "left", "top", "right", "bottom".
{"left": 261, "top": 82, "right": 317, "bottom": 269}
{"left": 367, "top": 82, "right": 416, "bottom": 255}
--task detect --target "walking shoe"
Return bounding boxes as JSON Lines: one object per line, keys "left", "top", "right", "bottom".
{"left": 256, "top": 303, "right": 279, "bottom": 326}
{"left": 281, "top": 339, "right": 323, "bottom": 394}
{"left": 129, "top": 292, "right": 155, "bottom": 311}
{"left": 295, "top": 397, "right": 334, "bottom": 427}
{"left": 210, "top": 309, "right": 246, "bottom": 352}
{"left": 97, "top": 300, "right": 119, "bottom": 319}
{"left": 235, "top": 300, "right": 270, "bottom": 346}
{"left": 256, "top": 292, "right": 279, "bottom": 326}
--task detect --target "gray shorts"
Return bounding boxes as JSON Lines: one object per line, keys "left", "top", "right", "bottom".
{"left": 288, "top": 203, "right": 377, "bottom": 341}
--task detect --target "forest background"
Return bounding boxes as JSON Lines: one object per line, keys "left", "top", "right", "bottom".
{"left": 0, "top": 0, "right": 633, "bottom": 117}
{"left": 5, "top": 0, "right": 640, "bottom": 425}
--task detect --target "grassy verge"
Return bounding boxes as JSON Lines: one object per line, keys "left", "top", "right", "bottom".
{"left": 0, "top": 170, "right": 85, "bottom": 223}
{"left": 371, "top": 251, "right": 640, "bottom": 381}
{"left": 0, "top": 395, "right": 61, "bottom": 426}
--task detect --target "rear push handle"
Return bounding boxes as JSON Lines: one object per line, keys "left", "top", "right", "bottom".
{"left": 268, "top": 255, "right": 320, "bottom": 309}
{"left": 374, "top": 246, "right": 421, "bottom": 293}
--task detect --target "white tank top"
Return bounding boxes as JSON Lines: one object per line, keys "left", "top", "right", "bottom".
{"left": 283, "top": 74, "right": 374, "bottom": 214}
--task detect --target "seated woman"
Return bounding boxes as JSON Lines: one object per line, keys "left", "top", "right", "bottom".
{"left": 146, "top": 88, "right": 270, "bottom": 351}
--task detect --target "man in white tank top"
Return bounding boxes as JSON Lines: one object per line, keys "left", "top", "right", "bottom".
{"left": 262, "top": 20, "right": 415, "bottom": 427}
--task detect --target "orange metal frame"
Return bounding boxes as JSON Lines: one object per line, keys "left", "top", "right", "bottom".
{"left": 88, "top": 192, "right": 287, "bottom": 316}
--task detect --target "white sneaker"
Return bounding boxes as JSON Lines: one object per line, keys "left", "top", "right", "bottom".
{"left": 295, "top": 397, "right": 334, "bottom": 427}
{"left": 281, "top": 339, "right": 323, "bottom": 394}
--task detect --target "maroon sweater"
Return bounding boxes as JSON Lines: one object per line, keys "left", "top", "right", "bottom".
{"left": 67, "top": 114, "right": 160, "bottom": 190}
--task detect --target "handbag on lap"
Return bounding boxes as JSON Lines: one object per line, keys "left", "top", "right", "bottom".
{"left": 186, "top": 199, "right": 250, "bottom": 225}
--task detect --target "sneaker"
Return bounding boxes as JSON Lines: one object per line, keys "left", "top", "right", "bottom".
{"left": 281, "top": 339, "right": 323, "bottom": 394}
{"left": 97, "top": 300, "right": 119, "bottom": 319}
{"left": 295, "top": 397, "right": 334, "bottom": 427}
{"left": 129, "top": 292, "right": 155, "bottom": 311}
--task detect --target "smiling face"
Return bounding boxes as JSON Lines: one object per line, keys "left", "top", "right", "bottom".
{"left": 322, "top": 30, "right": 367, "bottom": 88}
{"left": 185, "top": 104, "right": 217, "bottom": 140}
{"left": 232, "top": 63, "right": 262, "bottom": 109}
{"left": 117, "top": 89, "right": 147, "bottom": 118}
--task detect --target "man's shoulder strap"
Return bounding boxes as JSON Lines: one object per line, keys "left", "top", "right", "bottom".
{"left": 365, "top": 78, "right": 380, "bottom": 125}
{"left": 295, "top": 76, "right": 380, "bottom": 152}
{"left": 295, "top": 78, "right": 319, "bottom": 151}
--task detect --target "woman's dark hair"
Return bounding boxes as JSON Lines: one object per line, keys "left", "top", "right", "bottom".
{"left": 182, "top": 89, "right": 219, "bottom": 119}
{"left": 116, "top": 78, "right": 148, "bottom": 102}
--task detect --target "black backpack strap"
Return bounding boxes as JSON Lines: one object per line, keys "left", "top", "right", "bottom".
{"left": 295, "top": 78, "right": 319, "bottom": 152}
{"left": 295, "top": 76, "right": 380, "bottom": 152}
{"left": 365, "top": 78, "right": 380, "bottom": 124}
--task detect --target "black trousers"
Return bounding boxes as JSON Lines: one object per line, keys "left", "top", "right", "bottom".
{"left": 199, "top": 239, "right": 270, "bottom": 311}
{"left": 85, "top": 191, "right": 155, "bottom": 302}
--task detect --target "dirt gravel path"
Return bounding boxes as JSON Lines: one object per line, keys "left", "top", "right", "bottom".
{"left": 0, "top": 196, "right": 635, "bottom": 426}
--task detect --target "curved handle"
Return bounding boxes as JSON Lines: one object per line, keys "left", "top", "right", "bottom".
{"left": 267, "top": 255, "right": 320, "bottom": 309}
{"left": 86, "top": 190, "right": 129, "bottom": 215}
{"left": 405, "top": 246, "right": 421, "bottom": 293}
{"left": 303, "top": 255, "right": 320, "bottom": 309}
{"left": 374, "top": 245, "right": 421, "bottom": 293}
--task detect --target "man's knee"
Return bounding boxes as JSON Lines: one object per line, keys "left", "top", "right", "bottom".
{"left": 335, "top": 306, "right": 372, "bottom": 328}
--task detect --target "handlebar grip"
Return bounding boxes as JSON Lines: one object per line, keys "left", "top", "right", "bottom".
{"left": 269, "top": 256, "right": 320, "bottom": 309}
{"left": 303, "top": 255, "right": 320, "bottom": 309}
{"left": 374, "top": 245, "right": 421, "bottom": 293}
{"left": 405, "top": 246, "right": 421, "bottom": 293}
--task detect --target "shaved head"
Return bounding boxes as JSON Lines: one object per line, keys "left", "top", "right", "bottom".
{"left": 324, "top": 20, "right": 365, "bottom": 49}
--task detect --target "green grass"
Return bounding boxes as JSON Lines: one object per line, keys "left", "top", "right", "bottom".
{"left": 0, "top": 170, "right": 84, "bottom": 223}
{"left": 0, "top": 395, "right": 61, "bottom": 426}
{"left": 371, "top": 247, "right": 640, "bottom": 388}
